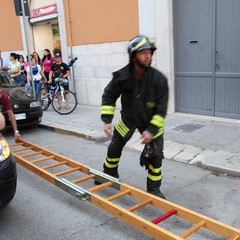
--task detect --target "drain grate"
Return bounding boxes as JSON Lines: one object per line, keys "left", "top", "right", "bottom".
{"left": 172, "top": 123, "right": 205, "bottom": 133}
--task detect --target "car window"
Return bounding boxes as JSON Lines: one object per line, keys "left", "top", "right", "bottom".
{"left": 0, "top": 71, "right": 18, "bottom": 87}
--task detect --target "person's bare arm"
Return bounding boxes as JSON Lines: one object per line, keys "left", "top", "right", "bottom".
{"left": 0, "top": 66, "right": 9, "bottom": 71}
{"left": 48, "top": 71, "right": 53, "bottom": 84}
{"left": 6, "top": 109, "right": 21, "bottom": 140}
{"left": 0, "top": 112, "right": 5, "bottom": 130}
{"left": 63, "top": 70, "right": 70, "bottom": 79}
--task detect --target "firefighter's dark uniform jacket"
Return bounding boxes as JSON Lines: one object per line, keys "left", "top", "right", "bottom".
{"left": 101, "top": 63, "right": 169, "bottom": 141}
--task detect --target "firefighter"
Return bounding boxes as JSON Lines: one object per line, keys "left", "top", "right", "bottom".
{"left": 99, "top": 35, "right": 169, "bottom": 199}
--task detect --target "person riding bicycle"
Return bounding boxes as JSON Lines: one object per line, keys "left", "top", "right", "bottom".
{"left": 48, "top": 52, "right": 70, "bottom": 110}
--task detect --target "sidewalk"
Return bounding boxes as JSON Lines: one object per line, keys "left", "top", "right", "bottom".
{"left": 39, "top": 104, "right": 240, "bottom": 178}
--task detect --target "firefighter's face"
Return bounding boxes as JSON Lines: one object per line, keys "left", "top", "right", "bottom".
{"left": 134, "top": 49, "right": 152, "bottom": 68}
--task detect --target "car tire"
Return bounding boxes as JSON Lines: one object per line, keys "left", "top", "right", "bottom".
{"left": 0, "top": 125, "right": 7, "bottom": 135}
{"left": 0, "top": 154, "right": 17, "bottom": 209}
{"left": 0, "top": 178, "right": 17, "bottom": 209}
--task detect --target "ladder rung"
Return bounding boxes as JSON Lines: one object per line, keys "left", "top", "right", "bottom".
{"left": 128, "top": 199, "right": 152, "bottom": 212}
{"left": 152, "top": 209, "right": 177, "bottom": 224}
{"left": 12, "top": 146, "right": 33, "bottom": 153}
{"left": 55, "top": 167, "right": 82, "bottom": 176}
{"left": 180, "top": 220, "right": 206, "bottom": 238}
{"left": 107, "top": 189, "right": 131, "bottom": 201}
{"left": 42, "top": 161, "right": 68, "bottom": 170}
{"left": 228, "top": 235, "right": 240, "bottom": 240}
{"left": 72, "top": 174, "right": 95, "bottom": 183}
{"left": 31, "top": 156, "right": 55, "bottom": 163}
{"left": 21, "top": 151, "right": 44, "bottom": 158}
{"left": 88, "top": 181, "right": 112, "bottom": 192}
{"left": 10, "top": 142, "right": 23, "bottom": 147}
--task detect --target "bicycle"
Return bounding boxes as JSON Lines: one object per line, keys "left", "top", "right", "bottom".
{"left": 38, "top": 77, "right": 77, "bottom": 115}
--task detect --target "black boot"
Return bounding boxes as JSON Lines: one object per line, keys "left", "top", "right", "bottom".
{"left": 147, "top": 179, "right": 166, "bottom": 199}
{"left": 94, "top": 163, "right": 119, "bottom": 185}
{"left": 103, "top": 164, "right": 119, "bottom": 178}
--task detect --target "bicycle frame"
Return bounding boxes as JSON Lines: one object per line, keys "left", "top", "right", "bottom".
{"left": 47, "top": 78, "right": 66, "bottom": 99}
{"left": 39, "top": 77, "right": 77, "bottom": 114}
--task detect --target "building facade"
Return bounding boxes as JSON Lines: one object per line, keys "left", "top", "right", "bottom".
{"left": 1, "top": 0, "right": 239, "bottom": 119}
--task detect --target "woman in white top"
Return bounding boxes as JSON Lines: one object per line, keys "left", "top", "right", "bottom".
{"left": 9, "top": 52, "right": 25, "bottom": 86}
{"left": 26, "top": 57, "right": 45, "bottom": 97}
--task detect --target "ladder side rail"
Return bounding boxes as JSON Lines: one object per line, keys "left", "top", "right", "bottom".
{"left": 121, "top": 184, "right": 240, "bottom": 238}
{"left": 228, "top": 235, "right": 240, "bottom": 240}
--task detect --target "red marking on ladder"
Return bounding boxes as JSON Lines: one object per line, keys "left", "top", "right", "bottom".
{"left": 151, "top": 209, "right": 177, "bottom": 224}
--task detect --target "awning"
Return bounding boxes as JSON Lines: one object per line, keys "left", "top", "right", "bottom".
{"left": 29, "top": 13, "right": 58, "bottom": 24}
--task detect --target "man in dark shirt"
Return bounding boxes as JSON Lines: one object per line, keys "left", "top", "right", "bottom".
{"left": 48, "top": 52, "right": 70, "bottom": 110}
{"left": 0, "top": 83, "right": 21, "bottom": 140}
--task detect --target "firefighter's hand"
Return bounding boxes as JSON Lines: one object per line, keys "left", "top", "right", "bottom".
{"left": 141, "top": 130, "right": 153, "bottom": 144}
{"left": 103, "top": 123, "right": 112, "bottom": 138}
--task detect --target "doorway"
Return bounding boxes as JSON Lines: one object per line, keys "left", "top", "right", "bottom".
{"left": 173, "top": 0, "right": 240, "bottom": 119}
{"left": 32, "top": 22, "right": 60, "bottom": 58}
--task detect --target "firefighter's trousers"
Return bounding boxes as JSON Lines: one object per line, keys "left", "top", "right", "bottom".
{"left": 103, "top": 128, "right": 164, "bottom": 191}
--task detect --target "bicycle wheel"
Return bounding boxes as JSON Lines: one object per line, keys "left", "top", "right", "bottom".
{"left": 52, "top": 90, "right": 77, "bottom": 115}
{"left": 38, "top": 87, "right": 51, "bottom": 111}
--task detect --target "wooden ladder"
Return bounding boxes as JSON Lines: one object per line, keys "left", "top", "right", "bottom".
{"left": 10, "top": 138, "right": 240, "bottom": 240}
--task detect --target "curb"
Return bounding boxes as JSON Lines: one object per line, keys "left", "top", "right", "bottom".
{"left": 38, "top": 124, "right": 88, "bottom": 139}
{"left": 38, "top": 123, "right": 109, "bottom": 142}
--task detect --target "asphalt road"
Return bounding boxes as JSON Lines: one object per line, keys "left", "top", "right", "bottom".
{"left": 0, "top": 128, "right": 240, "bottom": 240}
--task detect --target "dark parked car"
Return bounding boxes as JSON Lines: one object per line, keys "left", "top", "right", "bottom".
{"left": 0, "top": 70, "right": 43, "bottom": 130}
{"left": 0, "top": 128, "right": 17, "bottom": 209}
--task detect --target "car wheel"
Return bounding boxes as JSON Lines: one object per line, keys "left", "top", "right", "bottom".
{"left": 0, "top": 125, "right": 7, "bottom": 135}
{"left": 0, "top": 178, "right": 17, "bottom": 209}
{"left": 0, "top": 154, "right": 17, "bottom": 209}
